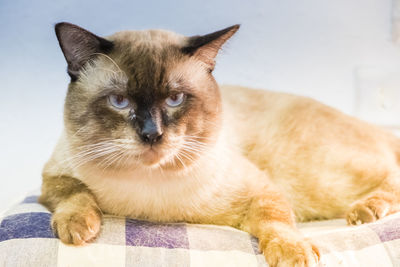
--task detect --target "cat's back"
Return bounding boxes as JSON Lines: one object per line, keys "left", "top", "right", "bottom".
{"left": 219, "top": 84, "right": 398, "bottom": 165}
{"left": 220, "top": 85, "right": 400, "bottom": 220}
{"left": 219, "top": 84, "right": 308, "bottom": 149}
{"left": 220, "top": 85, "right": 293, "bottom": 115}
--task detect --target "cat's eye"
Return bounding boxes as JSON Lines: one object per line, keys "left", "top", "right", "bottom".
{"left": 166, "top": 93, "right": 185, "bottom": 107}
{"left": 108, "top": 94, "right": 130, "bottom": 109}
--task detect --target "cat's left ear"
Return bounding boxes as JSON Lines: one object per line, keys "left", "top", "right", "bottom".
{"left": 55, "top": 22, "right": 114, "bottom": 81}
{"left": 182, "top": 24, "right": 240, "bottom": 71}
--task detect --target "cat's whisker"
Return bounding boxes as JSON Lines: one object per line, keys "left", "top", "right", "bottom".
{"left": 77, "top": 142, "right": 116, "bottom": 148}
{"left": 97, "top": 151, "right": 120, "bottom": 169}
{"left": 103, "top": 143, "right": 139, "bottom": 172}
{"left": 75, "top": 144, "right": 120, "bottom": 155}
{"left": 178, "top": 148, "right": 195, "bottom": 160}
{"left": 183, "top": 140, "right": 209, "bottom": 148}
{"left": 183, "top": 135, "right": 213, "bottom": 141}
{"left": 67, "top": 146, "right": 118, "bottom": 159}
{"left": 175, "top": 153, "right": 187, "bottom": 169}
{"left": 61, "top": 131, "right": 217, "bottom": 173}
{"left": 180, "top": 146, "right": 206, "bottom": 157}
{"left": 78, "top": 140, "right": 131, "bottom": 149}
{"left": 115, "top": 146, "right": 134, "bottom": 168}
{"left": 69, "top": 125, "right": 90, "bottom": 139}
{"left": 181, "top": 144, "right": 207, "bottom": 152}
{"left": 69, "top": 146, "right": 123, "bottom": 169}
{"left": 96, "top": 67, "right": 119, "bottom": 76}
{"left": 64, "top": 146, "right": 120, "bottom": 165}
{"left": 122, "top": 151, "right": 136, "bottom": 168}
{"left": 180, "top": 147, "right": 202, "bottom": 158}
{"left": 99, "top": 150, "right": 127, "bottom": 173}
{"left": 178, "top": 151, "right": 196, "bottom": 166}
{"left": 64, "top": 139, "right": 135, "bottom": 164}
{"left": 183, "top": 139, "right": 208, "bottom": 146}
{"left": 183, "top": 142, "right": 211, "bottom": 148}
{"left": 115, "top": 146, "right": 133, "bottom": 168}
{"left": 91, "top": 52, "right": 123, "bottom": 73}
{"left": 97, "top": 146, "right": 129, "bottom": 167}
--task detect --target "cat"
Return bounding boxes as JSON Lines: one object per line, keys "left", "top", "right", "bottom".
{"left": 39, "top": 22, "right": 400, "bottom": 267}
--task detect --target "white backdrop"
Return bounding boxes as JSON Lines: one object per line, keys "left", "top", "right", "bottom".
{"left": 1, "top": 0, "right": 400, "bottom": 212}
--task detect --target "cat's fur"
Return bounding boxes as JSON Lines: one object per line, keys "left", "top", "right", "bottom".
{"left": 40, "top": 22, "right": 400, "bottom": 267}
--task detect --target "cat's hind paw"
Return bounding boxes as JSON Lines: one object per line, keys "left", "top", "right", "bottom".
{"left": 346, "top": 191, "right": 397, "bottom": 225}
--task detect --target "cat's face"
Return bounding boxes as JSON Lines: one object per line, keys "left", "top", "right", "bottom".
{"left": 57, "top": 23, "right": 238, "bottom": 171}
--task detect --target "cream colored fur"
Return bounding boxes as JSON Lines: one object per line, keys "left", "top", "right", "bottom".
{"left": 221, "top": 85, "right": 400, "bottom": 221}
{"left": 45, "top": 85, "right": 400, "bottom": 224}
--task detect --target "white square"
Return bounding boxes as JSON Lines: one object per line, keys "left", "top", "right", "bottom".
{"left": 321, "top": 243, "right": 392, "bottom": 267}
{"left": 189, "top": 250, "right": 259, "bottom": 267}
{"left": 57, "top": 242, "right": 126, "bottom": 267}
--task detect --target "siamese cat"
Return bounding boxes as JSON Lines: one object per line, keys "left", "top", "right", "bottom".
{"left": 40, "top": 22, "right": 400, "bottom": 267}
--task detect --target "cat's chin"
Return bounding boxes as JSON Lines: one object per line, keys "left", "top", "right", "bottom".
{"left": 140, "top": 148, "right": 164, "bottom": 166}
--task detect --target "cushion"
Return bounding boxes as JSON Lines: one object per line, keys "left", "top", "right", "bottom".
{"left": 1, "top": 192, "right": 400, "bottom": 266}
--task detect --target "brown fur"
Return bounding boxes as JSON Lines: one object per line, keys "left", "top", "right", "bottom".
{"left": 39, "top": 23, "right": 400, "bottom": 266}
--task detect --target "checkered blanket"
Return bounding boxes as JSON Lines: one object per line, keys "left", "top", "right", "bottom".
{"left": 1, "top": 194, "right": 400, "bottom": 267}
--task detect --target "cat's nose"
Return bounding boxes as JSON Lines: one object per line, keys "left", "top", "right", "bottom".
{"left": 141, "top": 130, "right": 163, "bottom": 144}
{"left": 140, "top": 119, "right": 163, "bottom": 144}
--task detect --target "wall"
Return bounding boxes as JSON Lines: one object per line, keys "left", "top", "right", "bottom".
{"left": 0, "top": 0, "right": 399, "bottom": 212}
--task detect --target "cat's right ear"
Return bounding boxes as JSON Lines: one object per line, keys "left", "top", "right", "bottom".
{"left": 182, "top": 25, "right": 240, "bottom": 72}
{"left": 55, "top": 22, "right": 114, "bottom": 82}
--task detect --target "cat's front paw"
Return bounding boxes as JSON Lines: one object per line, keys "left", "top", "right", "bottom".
{"left": 260, "top": 231, "right": 319, "bottom": 267}
{"left": 51, "top": 203, "right": 102, "bottom": 245}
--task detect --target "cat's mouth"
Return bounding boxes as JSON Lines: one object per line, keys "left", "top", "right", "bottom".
{"left": 140, "top": 147, "right": 163, "bottom": 166}
{"left": 133, "top": 136, "right": 209, "bottom": 169}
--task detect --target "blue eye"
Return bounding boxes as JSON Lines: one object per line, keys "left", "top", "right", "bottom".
{"left": 165, "top": 93, "right": 184, "bottom": 107}
{"left": 109, "top": 95, "right": 130, "bottom": 109}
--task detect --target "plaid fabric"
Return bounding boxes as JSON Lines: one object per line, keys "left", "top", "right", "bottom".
{"left": 1, "top": 194, "right": 400, "bottom": 266}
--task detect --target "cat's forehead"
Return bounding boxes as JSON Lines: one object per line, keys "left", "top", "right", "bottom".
{"left": 107, "top": 30, "right": 188, "bottom": 93}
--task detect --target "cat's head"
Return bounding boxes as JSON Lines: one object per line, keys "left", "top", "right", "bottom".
{"left": 56, "top": 22, "right": 239, "bottom": 171}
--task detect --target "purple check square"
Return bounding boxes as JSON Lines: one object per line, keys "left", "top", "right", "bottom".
{"left": 0, "top": 212, "right": 55, "bottom": 242}
{"left": 125, "top": 219, "right": 189, "bottom": 249}
{"left": 369, "top": 216, "right": 400, "bottom": 242}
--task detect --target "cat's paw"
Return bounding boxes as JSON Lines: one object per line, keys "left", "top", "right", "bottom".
{"left": 51, "top": 204, "right": 102, "bottom": 245}
{"left": 260, "top": 233, "right": 320, "bottom": 267}
{"left": 346, "top": 192, "right": 396, "bottom": 225}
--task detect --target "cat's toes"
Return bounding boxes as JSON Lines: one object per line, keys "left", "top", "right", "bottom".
{"left": 51, "top": 206, "right": 102, "bottom": 245}
{"left": 346, "top": 193, "right": 393, "bottom": 225}
{"left": 261, "top": 235, "right": 320, "bottom": 267}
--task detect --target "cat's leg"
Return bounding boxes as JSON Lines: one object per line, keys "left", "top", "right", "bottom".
{"left": 39, "top": 174, "right": 102, "bottom": 245}
{"left": 241, "top": 185, "right": 320, "bottom": 267}
{"left": 346, "top": 188, "right": 400, "bottom": 225}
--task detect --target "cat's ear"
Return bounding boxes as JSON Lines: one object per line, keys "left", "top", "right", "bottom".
{"left": 182, "top": 24, "right": 240, "bottom": 71}
{"left": 55, "top": 22, "right": 114, "bottom": 81}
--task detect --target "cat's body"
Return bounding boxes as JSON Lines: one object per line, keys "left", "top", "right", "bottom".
{"left": 221, "top": 85, "right": 400, "bottom": 221}
{"left": 45, "top": 84, "right": 400, "bottom": 223}
{"left": 40, "top": 23, "right": 400, "bottom": 266}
